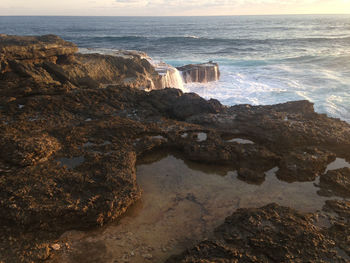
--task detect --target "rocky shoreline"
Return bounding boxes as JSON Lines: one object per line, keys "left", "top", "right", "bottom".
{"left": 0, "top": 35, "right": 349, "bottom": 262}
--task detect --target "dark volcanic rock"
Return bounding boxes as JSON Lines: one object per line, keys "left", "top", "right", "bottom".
{"left": 167, "top": 203, "right": 348, "bottom": 262}
{"left": 0, "top": 118, "right": 143, "bottom": 262}
{"left": 177, "top": 62, "right": 220, "bottom": 83}
{"left": 1, "top": 35, "right": 350, "bottom": 262}
{"left": 187, "top": 100, "right": 350, "bottom": 158}
{"left": 277, "top": 147, "right": 335, "bottom": 182}
{"left": 146, "top": 88, "right": 223, "bottom": 120}
{"left": 237, "top": 167, "right": 266, "bottom": 185}
{"left": 319, "top": 168, "right": 350, "bottom": 197}
{"left": 323, "top": 200, "right": 350, "bottom": 258}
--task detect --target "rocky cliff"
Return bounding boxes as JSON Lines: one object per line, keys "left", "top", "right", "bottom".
{"left": 0, "top": 35, "right": 349, "bottom": 262}
{"left": 0, "top": 34, "right": 163, "bottom": 96}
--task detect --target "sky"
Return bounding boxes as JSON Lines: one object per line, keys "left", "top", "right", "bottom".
{"left": 0, "top": 0, "right": 349, "bottom": 16}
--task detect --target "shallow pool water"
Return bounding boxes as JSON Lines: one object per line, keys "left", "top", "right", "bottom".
{"left": 325, "top": 158, "right": 350, "bottom": 173}
{"left": 55, "top": 151, "right": 347, "bottom": 263}
{"left": 57, "top": 156, "right": 85, "bottom": 169}
{"left": 226, "top": 138, "right": 254, "bottom": 144}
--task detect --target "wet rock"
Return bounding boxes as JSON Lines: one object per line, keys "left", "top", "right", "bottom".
{"left": 167, "top": 203, "right": 348, "bottom": 262}
{"left": 146, "top": 88, "right": 223, "bottom": 120}
{"left": 276, "top": 148, "right": 336, "bottom": 182}
{"left": 323, "top": 200, "right": 350, "bottom": 258}
{"left": 323, "top": 200, "right": 350, "bottom": 222}
{"left": 187, "top": 100, "right": 350, "bottom": 158}
{"left": 177, "top": 62, "right": 220, "bottom": 83}
{"left": 152, "top": 61, "right": 184, "bottom": 90}
{"left": 237, "top": 168, "right": 265, "bottom": 185}
{"left": 319, "top": 168, "right": 350, "bottom": 197}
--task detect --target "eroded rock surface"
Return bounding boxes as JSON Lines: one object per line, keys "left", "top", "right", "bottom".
{"left": 319, "top": 168, "right": 350, "bottom": 197}
{"left": 0, "top": 34, "right": 161, "bottom": 96}
{"left": 323, "top": 200, "right": 350, "bottom": 258}
{"left": 0, "top": 34, "right": 77, "bottom": 61}
{"left": 277, "top": 147, "right": 335, "bottom": 182}
{"left": 166, "top": 203, "right": 349, "bottom": 262}
{"left": 1, "top": 35, "right": 350, "bottom": 262}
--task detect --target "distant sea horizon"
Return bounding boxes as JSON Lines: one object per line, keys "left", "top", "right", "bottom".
{"left": 1, "top": 13, "right": 350, "bottom": 16}
{"left": 1, "top": 14, "right": 349, "bottom": 122}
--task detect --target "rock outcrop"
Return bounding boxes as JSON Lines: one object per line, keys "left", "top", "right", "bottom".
{"left": 1, "top": 35, "right": 350, "bottom": 262}
{"left": 167, "top": 203, "right": 350, "bottom": 262}
{"left": 0, "top": 34, "right": 77, "bottom": 61}
{"left": 319, "top": 168, "right": 350, "bottom": 197}
{"left": 177, "top": 62, "right": 220, "bottom": 83}
{"left": 0, "top": 34, "right": 161, "bottom": 95}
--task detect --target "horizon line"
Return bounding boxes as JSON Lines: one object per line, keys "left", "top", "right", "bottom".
{"left": 0, "top": 13, "right": 350, "bottom": 17}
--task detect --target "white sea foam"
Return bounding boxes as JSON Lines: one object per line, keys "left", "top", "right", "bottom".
{"left": 2, "top": 15, "right": 349, "bottom": 122}
{"left": 185, "top": 35, "right": 200, "bottom": 39}
{"left": 185, "top": 64, "right": 350, "bottom": 123}
{"left": 149, "top": 60, "right": 188, "bottom": 92}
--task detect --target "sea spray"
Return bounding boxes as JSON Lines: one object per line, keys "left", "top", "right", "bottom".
{"left": 22, "top": 16, "right": 349, "bottom": 122}
{"left": 149, "top": 60, "right": 187, "bottom": 91}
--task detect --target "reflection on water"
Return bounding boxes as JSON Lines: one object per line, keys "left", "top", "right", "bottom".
{"left": 196, "top": 132, "right": 207, "bottom": 142}
{"left": 325, "top": 158, "right": 350, "bottom": 172}
{"left": 57, "top": 156, "right": 85, "bottom": 169}
{"left": 227, "top": 138, "right": 255, "bottom": 144}
{"left": 55, "top": 151, "right": 344, "bottom": 263}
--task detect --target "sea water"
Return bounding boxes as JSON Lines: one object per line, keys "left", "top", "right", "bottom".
{"left": 1, "top": 15, "right": 349, "bottom": 121}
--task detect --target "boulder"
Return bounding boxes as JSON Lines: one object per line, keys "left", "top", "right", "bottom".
{"left": 319, "top": 168, "right": 350, "bottom": 197}
{"left": 145, "top": 88, "right": 223, "bottom": 120}
{"left": 177, "top": 62, "right": 220, "bottom": 83}
{"left": 276, "top": 148, "right": 336, "bottom": 182}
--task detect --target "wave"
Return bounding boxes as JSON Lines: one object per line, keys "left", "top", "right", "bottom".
{"left": 77, "top": 35, "right": 350, "bottom": 47}
{"left": 84, "top": 36, "right": 148, "bottom": 42}
{"left": 185, "top": 64, "right": 350, "bottom": 122}
{"left": 216, "top": 55, "right": 350, "bottom": 69}
{"left": 184, "top": 35, "right": 200, "bottom": 39}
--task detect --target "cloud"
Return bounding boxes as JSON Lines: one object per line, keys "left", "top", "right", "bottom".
{"left": 111, "top": 0, "right": 337, "bottom": 13}
{"left": 0, "top": 0, "right": 347, "bottom": 15}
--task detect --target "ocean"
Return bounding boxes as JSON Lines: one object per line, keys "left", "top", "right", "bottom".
{"left": 1, "top": 15, "right": 349, "bottom": 122}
